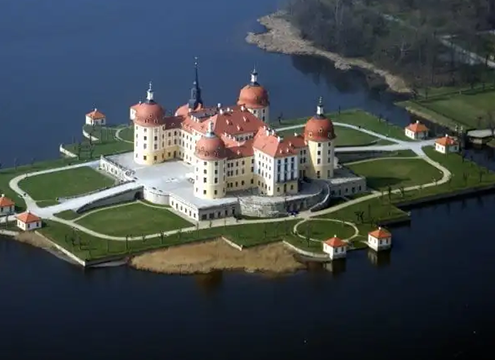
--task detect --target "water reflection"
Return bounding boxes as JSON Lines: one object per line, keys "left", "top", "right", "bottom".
{"left": 291, "top": 55, "right": 368, "bottom": 95}
{"left": 193, "top": 271, "right": 223, "bottom": 295}
{"left": 367, "top": 249, "right": 391, "bottom": 267}
{"left": 324, "top": 259, "right": 346, "bottom": 276}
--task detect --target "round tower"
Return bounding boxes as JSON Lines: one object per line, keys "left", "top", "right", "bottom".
{"left": 303, "top": 97, "right": 336, "bottom": 180}
{"left": 194, "top": 120, "right": 227, "bottom": 199}
{"left": 132, "top": 82, "right": 167, "bottom": 166}
{"left": 237, "top": 68, "right": 270, "bottom": 122}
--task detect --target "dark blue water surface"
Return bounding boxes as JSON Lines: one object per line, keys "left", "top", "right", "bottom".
{"left": 1, "top": 1, "right": 494, "bottom": 359}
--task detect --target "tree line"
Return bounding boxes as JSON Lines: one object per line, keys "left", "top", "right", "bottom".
{"left": 284, "top": 0, "right": 495, "bottom": 89}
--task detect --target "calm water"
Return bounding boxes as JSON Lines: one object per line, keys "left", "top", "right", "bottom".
{"left": 1, "top": 1, "right": 494, "bottom": 358}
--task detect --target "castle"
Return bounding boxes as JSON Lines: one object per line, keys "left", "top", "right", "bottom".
{"left": 98, "top": 61, "right": 365, "bottom": 221}
{"left": 128, "top": 62, "right": 337, "bottom": 200}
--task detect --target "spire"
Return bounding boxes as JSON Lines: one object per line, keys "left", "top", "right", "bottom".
{"left": 250, "top": 67, "right": 258, "bottom": 85}
{"left": 146, "top": 81, "right": 154, "bottom": 103}
{"left": 188, "top": 57, "right": 203, "bottom": 109}
{"left": 316, "top": 97, "right": 324, "bottom": 117}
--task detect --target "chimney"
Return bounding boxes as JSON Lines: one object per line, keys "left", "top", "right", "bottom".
{"left": 241, "top": 105, "right": 246, "bottom": 111}
{"left": 217, "top": 103, "right": 222, "bottom": 109}
{"left": 378, "top": 226, "right": 382, "bottom": 230}
{"left": 277, "top": 136, "right": 281, "bottom": 143}
{"left": 416, "top": 120, "right": 419, "bottom": 124}
{"left": 219, "top": 109, "right": 224, "bottom": 115}
{"left": 445, "top": 134, "right": 448, "bottom": 137}
{"left": 1, "top": 194, "right": 4, "bottom": 197}
{"left": 243, "top": 116, "right": 248, "bottom": 122}
{"left": 294, "top": 132, "right": 298, "bottom": 136}
{"left": 289, "top": 141, "right": 292, "bottom": 147}
{"left": 266, "top": 129, "right": 270, "bottom": 136}
{"left": 237, "top": 125, "right": 241, "bottom": 131}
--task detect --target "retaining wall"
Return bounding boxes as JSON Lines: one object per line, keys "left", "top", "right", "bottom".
{"left": 59, "top": 144, "right": 77, "bottom": 158}
{"left": 240, "top": 184, "right": 323, "bottom": 218}
{"left": 396, "top": 184, "right": 495, "bottom": 208}
{"left": 283, "top": 241, "right": 329, "bottom": 259}
{"left": 76, "top": 187, "right": 143, "bottom": 214}
{"left": 83, "top": 129, "right": 99, "bottom": 142}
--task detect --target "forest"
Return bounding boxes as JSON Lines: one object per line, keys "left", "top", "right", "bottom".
{"left": 284, "top": 0, "right": 495, "bottom": 89}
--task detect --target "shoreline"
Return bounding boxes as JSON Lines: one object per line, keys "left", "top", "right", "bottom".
{"left": 129, "top": 239, "right": 305, "bottom": 275}
{"left": 246, "top": 12, "right": 411, "bottom": 94}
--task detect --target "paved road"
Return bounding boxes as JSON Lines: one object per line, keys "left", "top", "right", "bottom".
{"left": 7, "top": 121, "right": 450, "bottom": 241}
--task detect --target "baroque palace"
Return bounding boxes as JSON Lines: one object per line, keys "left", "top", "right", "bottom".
{"left": 99, "top": 61, "right": 365, "bottom": 220}
{"left": 130, "top": 64, "right": 336, "bottom": 199}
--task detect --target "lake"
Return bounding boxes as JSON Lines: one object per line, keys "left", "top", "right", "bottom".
{"left": 0, "top": 1, "right": 493, "bottom": 358}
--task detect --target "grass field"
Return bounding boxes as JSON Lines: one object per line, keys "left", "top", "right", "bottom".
{"left": 18, "top": 166, "right": 114, "bottom": 204}
{"left": 75, "top": 202, "right": 193, "bottom": 237}
{"left": 333, "top": 110, "right": 412, "bottom": 141}
{"left": 348, "top": 158, "right": 443, "bottom": 191}
{"left": 398, "top": 88, "right": 495, "bottom": 130}
{"left": 386, "top": 146, "right": 495, "bottom": 203}
{"left": 39, "top": 218, "right": 299, "bottom": 260}
{"left": 0, "top": 158, "right": 87, "bottom": 212}
{"left": 117, "top": 126, "right": 134, "bottom": 142}
{"left": 296, "top": 220, "right": 356, "bottom": 240}
{"left": 54, "top": 210, "right": 80, "bottom": 220}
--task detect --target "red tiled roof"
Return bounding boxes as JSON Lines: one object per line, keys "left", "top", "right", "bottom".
{"left": 16, "top": 212, "right": 41, "bottom": 224}
{"left": 324, "top": 236, "right": 346, "bottom": 247}
{"left": 435, "top": 135, "right": 458, "bottom": 146}
{"left": 406, "top": 121, "right": 429, "bottom": 133}
{"left": 86, "top": 108, "right": 105, "bottom": 119}
{"left": 252, "top": 128, "right": 307, "bottom": 158}
{"left": 0, "top": 196, "right": 14, "bottom": 207}
{"left": 368, "top": 227, "right": 391, "bottom": 239}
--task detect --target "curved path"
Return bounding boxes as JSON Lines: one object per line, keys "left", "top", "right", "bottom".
{"left": 8, "top": 123, "right": 451, "bottom": 242}
{"left": 292, "top": 218, "right": 359, "bottom": 243}
{"left": 115, "top": 127, "right": 133, "bottom": 144}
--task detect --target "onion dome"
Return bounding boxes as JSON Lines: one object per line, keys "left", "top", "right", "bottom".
{"left": 237, "top": 68, "right": 269, "bottom": 109}
{"left": 195, "top": 121, "right": 227, "bottom": 160}
{"left": 133, "top": 82, "right": 166, "bottom": 126}
{"left": 304, "top": 97, "right": 336, "bottom": 142}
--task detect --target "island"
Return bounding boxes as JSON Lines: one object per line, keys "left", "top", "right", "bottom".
{"left": 1, "top": 62, "right": 494, "bottom": 275}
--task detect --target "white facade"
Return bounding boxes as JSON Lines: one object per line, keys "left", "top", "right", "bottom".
{"left": 17, "top": 220, "right": 42, "bottom": 231}
{"left": 367, "top": 234, "right": 392, "bottom": 251}
{"left": 0, "top": 205, "right": 14, "bottom": 216}
{"left": 85, "top": 109, "right": 106, "bottom": 126}
{"left": 435, "top": 142, "right": 459, "bottom": 154}
{"left": 405, "top": 128, "right": 428, "bottom": 140}
{"left": 323, "top": 241, "right": 347, "bottom": 260}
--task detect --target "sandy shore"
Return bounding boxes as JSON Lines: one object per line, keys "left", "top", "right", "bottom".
{"left": 130, "top": 239, "right": 305, "bottom": 275}
{"left": 13, "top": 231, "right": 55, "bottom": 250}
{"left": 246, "top": 12, "right": 411, "bottom": 94}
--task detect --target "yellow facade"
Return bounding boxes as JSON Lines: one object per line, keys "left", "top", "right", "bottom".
{"left": 306, "top": 139, "right": 335, "bottom": 180}
{"left": 194, "top": 158, "right": 227, "bottom": 199}
{"left": 225, "top": 156, "right": 254, "bottom": 192}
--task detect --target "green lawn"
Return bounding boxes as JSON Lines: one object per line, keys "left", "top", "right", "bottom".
{"left": 386, "top": 146, "right": 495, "bottom": 203}
{"left": 18, "top": 166, "right": 114, "bottom": 203}
{"left": 333, "top": 110, "right": 412, "bottom": 141}
{"left": 316, "top": 198, "right": 409, "bottom": 242}
{"left": 398, "top": 88, "right": 495, "bottom": 130}
{"left": 0, "top": 158, "right": 87, "bottom": 212}
{"left": 296, "top": 220, "right": 356, "bottom": 240}
{"left": 348, "top": 158, "right": 443, "bottom": 190}
{"left": 396, "top": 100, "right": 459, "bottom": 129}
{"left": 54, "top": 210, "right": 80, "bottom": 220}
{"left": 63, "top": 140, "right": 133, "bottom": 160}
{"left": 82, "top": 124, "right": 118, "bottom": 142}
{"left": 76, "top": 202, "right": 193, "bottom": 237}
{"left": 38, "top": 218, "right": 299, "bottom": 260}
{"left": 117, "top": 126, "right": 134, "bottom": 142}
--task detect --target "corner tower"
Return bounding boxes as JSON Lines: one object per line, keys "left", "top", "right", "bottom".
{"left": 194, "top": 121, "right": 227, "bottom": 199}
{"left": 303, "top": 97, "right": 336, "bottom": 180}
{"left": 237, "top": 68, "right": 270, "bottom": 122}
